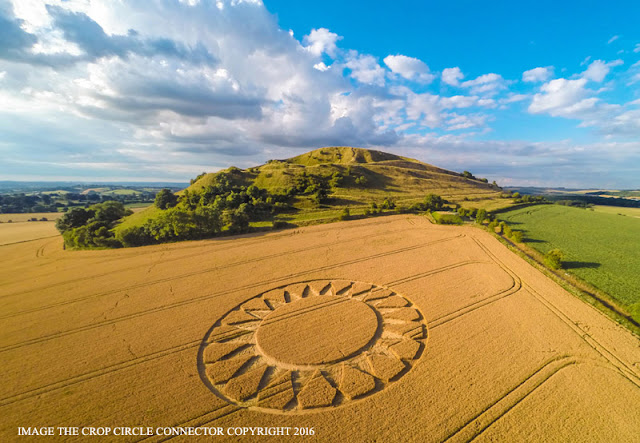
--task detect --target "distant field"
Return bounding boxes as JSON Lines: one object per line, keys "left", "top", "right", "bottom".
{"left": 0, "top": 221, "right": 58, "bottom": 245}
{"left": 124, "top": 202, "right": 153, "bottom": 209}
{"left": 593, "top": 205, "right": 640, "bottom": 218}
{"left": 103, "top": 189, "right": 142, "bottom": 195}
{"left": 0, "top": 212, "right": 63, "bottom": 222}
{"left": 498, "top": 205, "right": 640, "bottom": 322}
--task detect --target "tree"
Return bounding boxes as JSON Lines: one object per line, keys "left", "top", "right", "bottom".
{"left": 545, "top": 249, "right": 564, "bottom": 270}
{"left": 92, "top": 201, "right": 132, "bottom": 223}
{"left": 56, "top": 207, "right": 94, "bottom": 233}
{"left": 313, "top": 188, "right": 328, "bottom": 206}
{"left": 155, "top": 189, "right": 178, "bottom": 209}
{"left": 475, "top": 209, "right": 487, "bottom": 224}
{"left": 511, "top": 230, "right": 524, "bottom": 242}
{"left": 423, "top": 194, "right": 445, "bottom": 211}
{"left": 503, "top": 223, "right": 512, "bottom": 238}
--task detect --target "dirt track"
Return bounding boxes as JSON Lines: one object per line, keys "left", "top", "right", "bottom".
{"left": 1, "top": 215, "right": 639, "bottom": 441}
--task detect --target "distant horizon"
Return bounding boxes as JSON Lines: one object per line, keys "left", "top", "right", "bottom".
{"left": 1, "top": 1, "right": 638, "bottom": 187}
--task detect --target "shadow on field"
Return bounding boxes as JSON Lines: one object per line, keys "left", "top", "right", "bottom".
{"left": 563, "top": 261, "right": 601, "bottom": 269}
{"left": 524, "top": 238, "right": 546, "bottom": 243}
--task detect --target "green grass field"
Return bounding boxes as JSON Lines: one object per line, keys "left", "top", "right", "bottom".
{"left": 592, "top": 205, "right": 640, "bottom": 218}
{"left": 498, "top": 205, "right": 640, "bottom": 322}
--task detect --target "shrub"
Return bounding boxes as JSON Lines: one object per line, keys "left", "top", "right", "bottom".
{"left": 380, "top": 198, "right": 396, "bottom": 210}
{"left": 433, "top": 212, "right": 463, "bottom": 225}
{"left": 355, "top": 175, "right": 368, "bottom": 186}
{"left": 339, "top": 207, "right": 351, "bottom": 221}
{"left": 329, "top": 172, "right": 344, "bottom": 188}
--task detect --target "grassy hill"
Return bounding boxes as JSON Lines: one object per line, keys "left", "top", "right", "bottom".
{"left": 115, "top": 147, "right": 511, "bottom": 234}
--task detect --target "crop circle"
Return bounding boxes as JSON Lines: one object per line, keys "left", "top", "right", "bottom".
{"left": 198, "top": 279, "right": 428, "bottom": 413}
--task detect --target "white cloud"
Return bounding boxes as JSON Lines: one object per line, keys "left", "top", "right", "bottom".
{"left": 529, "top": 78, "right": 594, "bottom": 116}
{"left": 582, "top": 59, "right": 623, "bottom": 82}
{"left": 383, "top": 54, "right": 435, "bottom": 83}
{"left": 303, "top": 28, "right": 341, "bottom": 57}
{"left": 500, "top": 94, "right": 528, "bottom": 104}
{"left": 522, "top": 66, "right": 552, "bottom": 83}
{"left": 634, "top": 44, "right": 640, "bottom": 53}
{"left": 345, "top": 52, "right": 386, "bottom": 86}
{"left": 461, "top": 73, "right": 506, "bottom": 95}
{"left": 404, "top": 92, "right": 441, "bottom": 127}
{"left": 607, "top": 35, "right": 619, "bottom": 44}
{"left": 442, "top": 67, "right": 463, "bottom": 86}
{"left": 439, "top": 95, "right": 477, "bottom": 109}
{"left": 445, "top": 113, "right": 489, "bottom": 130}
{"left": 313, "top": 62, "right": 330, "bottom": 71}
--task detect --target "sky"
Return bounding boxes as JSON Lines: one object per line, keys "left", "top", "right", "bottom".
{"left": 0, "top": 0, "right": 639, "bottom": 187}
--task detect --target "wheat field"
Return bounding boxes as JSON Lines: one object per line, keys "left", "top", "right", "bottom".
{"left": 1, "top": 215, "right": 638, "bottom": 441}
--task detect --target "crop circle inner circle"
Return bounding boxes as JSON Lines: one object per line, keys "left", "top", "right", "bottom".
{"left": 255, "top": 296, "right": 379, "bottom": 367}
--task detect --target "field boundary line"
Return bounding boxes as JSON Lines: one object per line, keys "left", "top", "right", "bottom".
{"left": 524, "top": 282, "right": 640, "bottom": 386}
{"left": 0, "top": 235, "right": 463, "bottom": 354}
{"left": 382, "top": 258, "right": 525, "bottom": 328}
{"left": 0, "top": 235, "right": 59, "bottom": 248}
{"left": 429, "top": 282, "right": 521, "bottom": 329}
{"left": 473, "top": 230, "right": 640, "bottom": 384}
{"left": 443, "top": 356, "right": 580, "bottom": 443}
{"left": 385, "top": 260, "right": 488, "bottom": 287}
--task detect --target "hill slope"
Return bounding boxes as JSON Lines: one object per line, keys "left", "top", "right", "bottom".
{"left": 115, "top": 146, "right": 510, "bottom": 235}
